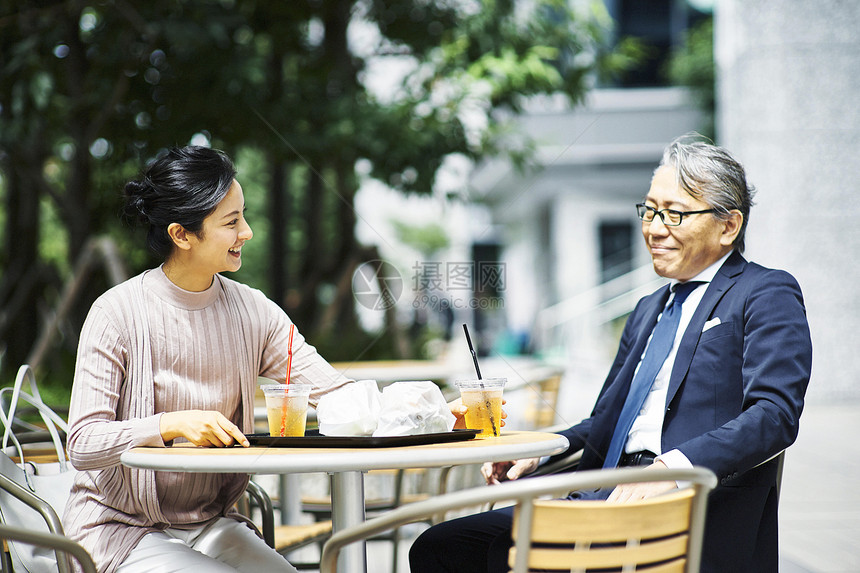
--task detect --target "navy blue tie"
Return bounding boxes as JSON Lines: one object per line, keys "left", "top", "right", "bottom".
{"left": 602, "top": 281, "right": 703, "bottom": 468}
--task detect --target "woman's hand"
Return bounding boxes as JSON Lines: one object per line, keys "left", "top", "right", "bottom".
{"left": 448, "top": 398, "right": 468, "bottom": 429}
{"left": 447, "top": 398, "right": 508, "bottom": 430}
{"left": 160, "top": 410, "right": 249, "bottom": 447}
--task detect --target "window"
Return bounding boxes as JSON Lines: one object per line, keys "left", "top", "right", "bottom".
{"left": 606, "top": 0, "right": 708, "bottom": 87}
{"left": 599, "top": 221, "right": 634, "bottom": 282}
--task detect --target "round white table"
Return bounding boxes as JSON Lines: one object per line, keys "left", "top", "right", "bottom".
{"left": 121, "top": 430, "right": 569, "bottom": 573}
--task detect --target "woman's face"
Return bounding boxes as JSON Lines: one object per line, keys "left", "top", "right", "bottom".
{"left": 189, "top": 179, "right": 253, "bottom": 276}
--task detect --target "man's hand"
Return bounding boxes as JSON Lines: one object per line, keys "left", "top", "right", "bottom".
{"left": 481, "top": 458, "right": 540, "bottom": 485}
{"left": 160, "top": 410, "right": 249, "bottom": 447}
{"left": 448, "top": 398, "right": 508, "bottom": 430}
{"left": 606, "top": 460, "right": 676, "bottom": 502}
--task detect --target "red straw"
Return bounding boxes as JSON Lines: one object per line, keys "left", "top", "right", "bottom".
{"left": 285, "top": 323, "right": 295, "bottom": 385}
{"left": 281, "top": 324, "right": 296, "bottom": 436}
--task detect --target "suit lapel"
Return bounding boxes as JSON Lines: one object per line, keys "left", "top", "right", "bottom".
{"left": 666, "top": 251, "right": 747, "bottom": 406}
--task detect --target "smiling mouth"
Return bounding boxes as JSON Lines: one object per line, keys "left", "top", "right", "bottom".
{"left": 229, "top": 247, "right": 241, "bottom": 256}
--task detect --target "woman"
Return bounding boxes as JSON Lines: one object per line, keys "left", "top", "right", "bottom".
{"left": 63, "top": 146, "right": 355, "bottom": 572}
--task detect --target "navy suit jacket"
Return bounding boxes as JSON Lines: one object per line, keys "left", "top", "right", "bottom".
{"left": 553, "top": 251, "right": 812, "bottom": 572}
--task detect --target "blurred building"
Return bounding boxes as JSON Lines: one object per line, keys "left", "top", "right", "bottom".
{"left": 467, "top": 1, "right": 709, "bottom": 424}
{"left": 469, "top": 88, "right": 703, "bottom": 422}
{"left": 468, "top": 0, "right": 860, "bottom": 423}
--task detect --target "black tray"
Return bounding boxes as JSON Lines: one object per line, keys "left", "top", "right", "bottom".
{"left": 246, "top": 428, "right": 480, "bottom": 448}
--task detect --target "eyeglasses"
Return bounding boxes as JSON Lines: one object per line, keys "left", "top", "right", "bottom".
{"left": 636, "top": 203, "right": 718, "bottom": 226}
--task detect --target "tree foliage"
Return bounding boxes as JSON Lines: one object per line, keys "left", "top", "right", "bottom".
{"left": 666, "top": 15, "right": 714, "bottom": 137}
{"left": 0, "top": 0, "right": 621, "bottom": 384}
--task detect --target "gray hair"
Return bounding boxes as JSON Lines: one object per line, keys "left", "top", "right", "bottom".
{"left": 659, "top": 135, "right": 756, "bottom": 253}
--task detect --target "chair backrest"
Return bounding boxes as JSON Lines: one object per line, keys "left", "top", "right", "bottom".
{"left": 319, "top": 467, "right": 717, "bottom": 573}
{"left": 509, "top": 489, "right": 698, "bottom": 572}
{"left": 0, "top": 365, "right": 77, "bottom": 573}
{"left": 0, "top": 524, "right": 96, "bottom": 573}
{"left": 523, "top": 374, "right": 563, "bottom": 429}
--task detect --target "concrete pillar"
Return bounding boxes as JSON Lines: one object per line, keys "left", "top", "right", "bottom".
{"left": 716, "top": 0, "right": 860, "bottom": 402}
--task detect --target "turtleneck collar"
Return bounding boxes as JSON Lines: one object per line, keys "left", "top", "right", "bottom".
{"left": 142, "top": 265, "right": 222, "bottom": 310}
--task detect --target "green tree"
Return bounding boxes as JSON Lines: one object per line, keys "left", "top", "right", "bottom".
{"left": 0, "top": 0, "right": 623, "bottom": 385}
{"left": 0, "top": 1, "right": 261, "bottom": 381}
{"left": 246, "top": 0, "right": 622, "bottom": 354}
{"left": 666, "top": 16, "right": 714, "bottom": 137}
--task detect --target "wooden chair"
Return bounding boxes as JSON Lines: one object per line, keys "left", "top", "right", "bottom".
{"left": 319, "top": 466, "right": 717, "bottom": 573}
{"left": 274, "top": 521, "right": 334, "bottom": 568}
{"left": 298, "top": 466, "right": 443, "bottom": 571}
{"left": 522, "top": 374, "right": 563, "bottom": 429}
{"left": 510, "top": 489, "right": 700, "bottom": 572}
{"left": 242, "top": 480, "right": 333, "bottom": 569}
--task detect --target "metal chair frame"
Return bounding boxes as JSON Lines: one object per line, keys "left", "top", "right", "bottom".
{"left": 320, "top": 466, "right": 717, "bottom": 573}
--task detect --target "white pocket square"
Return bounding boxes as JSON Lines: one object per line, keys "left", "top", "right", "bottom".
{"left": 703, "top": 317, "right": 722, "bottom": 332}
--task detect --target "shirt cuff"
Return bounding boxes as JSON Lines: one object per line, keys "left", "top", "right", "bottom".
{"left": 655, "top": 448, "right": 693, "bottom": 488}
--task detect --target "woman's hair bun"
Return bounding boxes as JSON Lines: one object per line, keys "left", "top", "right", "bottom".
{"left": 122, "top": 179, "right": 150, "bottom": 224}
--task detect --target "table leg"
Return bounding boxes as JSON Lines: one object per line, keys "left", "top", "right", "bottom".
{"left": 279, "top": 474, "right": 303, "bottom": 525}
{"left": 329, "top": 471, "right": 367, "bottom": 573}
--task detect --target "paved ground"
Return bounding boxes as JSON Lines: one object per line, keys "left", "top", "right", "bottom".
{"left": 778, "top": 402, "right": 860, "bottom": 572}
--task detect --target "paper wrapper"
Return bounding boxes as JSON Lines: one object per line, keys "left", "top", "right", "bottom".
{"left": 373, "top": 381, "right": 455, "bottom": 437}
{"left": 317, "top": 379, "right": 381, "bottom": 436}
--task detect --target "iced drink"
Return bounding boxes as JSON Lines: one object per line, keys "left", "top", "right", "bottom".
{"left": 261, "top": 384, "right": 311, "bottom": 437}
{"left": 455, "top": 378, "right": 505, "bottom": 438}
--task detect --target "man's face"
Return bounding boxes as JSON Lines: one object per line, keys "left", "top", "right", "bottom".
{"left": 641, "top": 166, "right": 735, "bottom": 281}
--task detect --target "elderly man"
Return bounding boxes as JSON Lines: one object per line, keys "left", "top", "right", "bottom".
{"left": 409, "top": 137, "right": 812, "bottom": 573}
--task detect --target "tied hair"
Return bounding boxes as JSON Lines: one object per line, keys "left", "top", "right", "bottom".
{"left": 122, "top": 179, "right": 151, "bottom": 226}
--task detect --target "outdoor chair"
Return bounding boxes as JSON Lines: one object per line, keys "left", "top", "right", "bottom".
{"left": 242, "top": 480, "right": 333, "bottom": 570}
{"left": 289, "top": 467, "right": 443, "bottom": 571}
{"left": 320, "top": 466, "right": 717, "bottom": 573}
{"left": 527, "top": 448, "right": 583, "bottom": 478}
{"left": 0, "top": 470, "right": 78, "bottom": 573}
{"left": 522, "top": 373, "right": 563, "bottom": 429}
{"left": 0, "top": 365, "right": 79, "bottom": 573}
{"left": 0, "top": 460, "right": 308, "bottom": 573}
{"left": 0, "top": 524, "right": 95, "bottom": 573}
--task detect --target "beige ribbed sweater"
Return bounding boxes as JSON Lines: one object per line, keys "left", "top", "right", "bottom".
{"left": 63, "top": 267, "right": 351, "bottom": 572}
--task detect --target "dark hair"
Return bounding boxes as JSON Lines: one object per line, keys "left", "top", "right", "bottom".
{"left": 123, "top": 146, "right": 237, "bottom": 258}
{"left": 659, "top": 134, "right": 756, "bottom": 253}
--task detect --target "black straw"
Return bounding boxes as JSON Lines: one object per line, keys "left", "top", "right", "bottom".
{"left": 462, "top": 324, "right": 497, "bottom": 436}
{"left": 462, "top": 324, "right": 482, "bottom": 380}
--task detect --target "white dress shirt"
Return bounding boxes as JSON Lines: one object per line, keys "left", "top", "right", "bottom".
{"left": 624, "top": 252, "right": 732, "bottom": 469}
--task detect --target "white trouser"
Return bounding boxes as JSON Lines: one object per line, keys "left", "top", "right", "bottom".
{"left": 116, "top": 517, "right": 298, "bottom": 573}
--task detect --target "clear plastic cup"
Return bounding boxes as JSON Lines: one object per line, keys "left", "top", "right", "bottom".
{"left": 261, "top": 384, "right": 312, "bottom": 437}
{"left": 454, "top": 378, "right": 506, "bottom": 438}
